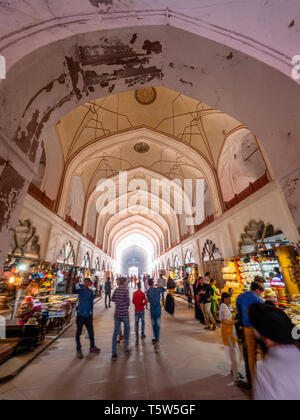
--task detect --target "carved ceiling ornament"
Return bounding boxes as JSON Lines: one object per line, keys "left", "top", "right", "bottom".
{"left": 135, "top": 87, "right": 157, "bottom": 105}
{"left": 10, "top": 219, "right": 41, "bottom": 259}
{"left": 134, "top": 142, "right": 150, "bottom": 153}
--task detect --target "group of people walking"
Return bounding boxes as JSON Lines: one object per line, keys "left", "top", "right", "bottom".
{"left": 73, "top": 273, "right": 300, "bottom": 400}
{"left": 74, "top": 275, "right": 166, "bottom": 361}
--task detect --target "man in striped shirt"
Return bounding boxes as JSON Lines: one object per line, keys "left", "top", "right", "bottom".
{"left": 111, "top": 277, "right": 130, "bottom": 360}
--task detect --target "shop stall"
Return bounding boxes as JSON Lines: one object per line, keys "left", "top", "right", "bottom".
{"left": 54, "top": 242, "right": 76, "bottom": 295}
{"left": 172, "top": 255, "right": 184, "bottom": 294}
{"left": 184, "top": 250, "right": 198, "bottom": 286}
{"left": 202, "top": 240, "right": 224, "bottom": 289}
{"left": 222, "top": 220, "right": 300, "bottom": 317}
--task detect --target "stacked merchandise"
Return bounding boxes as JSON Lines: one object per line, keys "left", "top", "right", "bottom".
{"left": 287, "top": 265, "right": 300, "bottom": 286}
{"left": 38, "top": 273, "right": 56, "bottom": 295}
{"left": 236, "top": 257, "right": 263, "bottom": 289}
{"left": 260, "top": 257, "right": 280, "bottom": 288}
{"left": 0, "top": 295, "right": 9, "bottom": 310}
{"left": 270, "top": 277, "right": 289, "bottom": 308}
{"left": 173, "top": 268, "right": 183, "bottom": 294}
{"left": 221, "top": 262, "right": 243, "bottom": 310}
{"left": 285, "top": 295, "right": 300, "bottom": 328}
{"left": 186, "top": 264, "right": 198, "bottom": 285}
{"left": 17, "top": 296, "right": 34, "bottom": 325}
{"left": 47, "top": 296, "right": 70, "bottom": 318}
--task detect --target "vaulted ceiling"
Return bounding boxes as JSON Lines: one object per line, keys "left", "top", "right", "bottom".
{"left": 35, "top": 86, "right": 267, "bottom": 258}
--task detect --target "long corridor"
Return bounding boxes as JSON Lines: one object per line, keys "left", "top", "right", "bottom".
{"left": 0, "top": 294, "right": 249, "bottom": 400}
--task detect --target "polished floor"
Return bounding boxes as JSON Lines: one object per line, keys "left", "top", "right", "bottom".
{"left": 0, "top": 290, "right": 250, "bottom": 400}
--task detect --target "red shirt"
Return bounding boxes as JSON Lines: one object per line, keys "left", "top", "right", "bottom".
{"left": 132, "top": 289, "right": 147, "bottom": 312}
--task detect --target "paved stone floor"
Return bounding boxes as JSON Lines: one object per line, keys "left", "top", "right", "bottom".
{"left": 0, "top": 291, "right": 250, "bottom": 400}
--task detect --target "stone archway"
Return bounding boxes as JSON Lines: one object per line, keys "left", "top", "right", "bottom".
{"left": 1, "top": 12, "right": 300, "bottom": 271}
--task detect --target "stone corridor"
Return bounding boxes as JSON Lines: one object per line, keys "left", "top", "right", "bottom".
{"left": 0, "top": 295, "right": 249, "bottom": 400}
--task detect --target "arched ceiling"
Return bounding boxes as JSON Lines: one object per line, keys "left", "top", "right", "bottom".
{"left": 57, "top": 86, "right": 242, "bottom": 168}
{"left": 40, "top": 86, "right": 267, "bottom": 261}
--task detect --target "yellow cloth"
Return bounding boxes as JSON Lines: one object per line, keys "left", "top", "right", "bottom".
{"left": 221, "top": 322, "right": 237, "bottom": 347}
{"left": 168, "top": 289, "right": 175, "bottom": 298}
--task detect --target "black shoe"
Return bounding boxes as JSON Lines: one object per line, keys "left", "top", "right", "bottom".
{"left": 136, "top": 338, "right": 139, "bottom": 346}
{"left": 77, "top": 350, "right": 84, "bottom": 359}
{"left": 141, "top": 335, "right": 146, "bottom": 340}
{"left": 237, "top": 381, "right": 252, "bottom": 390}
{"left": 90, "top": 346, "right": 101, "bottom": 354}
{"left": 112, "top": 355, "right": 118, "bottom": 361}
{"left": 152, "top": 338, "right": 157, "bottom": 344}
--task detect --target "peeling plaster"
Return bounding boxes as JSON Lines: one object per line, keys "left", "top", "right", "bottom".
{"left": 90, "top": 0, "right": 113, "bottom": 7}
{"left": 0, "top": 163, "right": 25, "bottom": 233}
{"left": 78, "top": 38, "right": 163, "bottom": 89}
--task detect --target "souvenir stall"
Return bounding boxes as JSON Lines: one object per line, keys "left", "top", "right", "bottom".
{"left": 93, "top": 257, "right": 102, "bottom": 297}
{"left": 184, "top": 250, "right": 198, "bottom": 286}
{"left": 99, "top": 261, "right": 106, "bottom": 289}
{"left": 0, "top": 219, "right": 43, "bottom": 318}
{"left": 166, "top": 259, "right": 172, "bottom": 278}
{"left": 54, "top": 242, "right": 76, "bottom": 295}
{"left": 202, "top": 240, "right": 224, "bottom": 289}
{"left": 222, "top": 220, "right": 300, "bottom": 316}
{"left": 79, "top": 252, "right": 92, "bottom": 281}
{"left": 172, "top": 255, "right": 183, "bottom": 294}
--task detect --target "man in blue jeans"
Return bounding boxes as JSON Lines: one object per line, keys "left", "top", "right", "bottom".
{"left": 132, "top": 282, "right": 147, "bottom": 345}
{"left": 111, "top": 277, "right": 130, "bottom": 361}
{"left": 146, "top": 278, "right": 164, "bottom": 352}
{"left": 73, "top": 277, "right": 101, "bottom": 359}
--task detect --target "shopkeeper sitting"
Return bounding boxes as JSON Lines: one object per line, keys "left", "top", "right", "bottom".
{"left": 72, "top": 278, "right": 100, "bottom": 359}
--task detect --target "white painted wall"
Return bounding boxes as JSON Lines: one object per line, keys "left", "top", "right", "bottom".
{"left": 155, "top": 181, "right": 300, "bottom": 268}
{"left": 19, "top": 194, "right": 110, "bottom": 268}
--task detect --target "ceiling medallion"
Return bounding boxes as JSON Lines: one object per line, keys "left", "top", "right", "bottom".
{"left": 135, "top": 87, "right": 157, "bottom": 105}
{"left": 134, "top": 142, "right": 150, "bottom": 153}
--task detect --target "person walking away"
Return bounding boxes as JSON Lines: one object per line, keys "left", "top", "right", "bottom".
{"left": 198, "top": 277, "right": 216, "bottom": 330}
{"left": 165, "top": 276, "right": 176, "bottom": 315}
{"left": 249, "top": 303, "right": 300, "bottom": 400}
{"left": 157, "top": 274, "right": 167, "bottom": 306}
{"left": 219, "top": 292, "right": 243, "bottom": 386}
{"left": 111, "top": 277, "right": 130, "bottom": 361}
{"left": 115, "top": 277, "right": 125, "bottom": 344}
{"left": 210, "top": 279, "right": 220, "bottom": 323}
{"left": 146, "top": 278, "right": 164, "bottom": 353}
{"left": 187, "top": 287, "right": 193, "bottom": 308}
{"left": 236, "top": 281, "right": 264, "bottom": 386}
{"left": 104, "top": 276, "right": 112, "bottom": 309}
{"left": 132, "top": 282, "right": 147, "bottom": 345}
{"left": 73, "top": 278, "right": 101, "bottom": 359}
{"left": 193, "top": 277, "right": 205, "bottom": 324}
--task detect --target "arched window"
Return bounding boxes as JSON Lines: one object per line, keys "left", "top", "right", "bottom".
{"left": 81, "top": 252, "right": 90, "bottom": 269}
{"left": 57, "top": 241, "right": 75, "bottom": 265}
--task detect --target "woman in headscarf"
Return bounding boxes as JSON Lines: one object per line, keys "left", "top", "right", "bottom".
{"left": 194, "top": 277, "right": 205, "bottom": 324}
